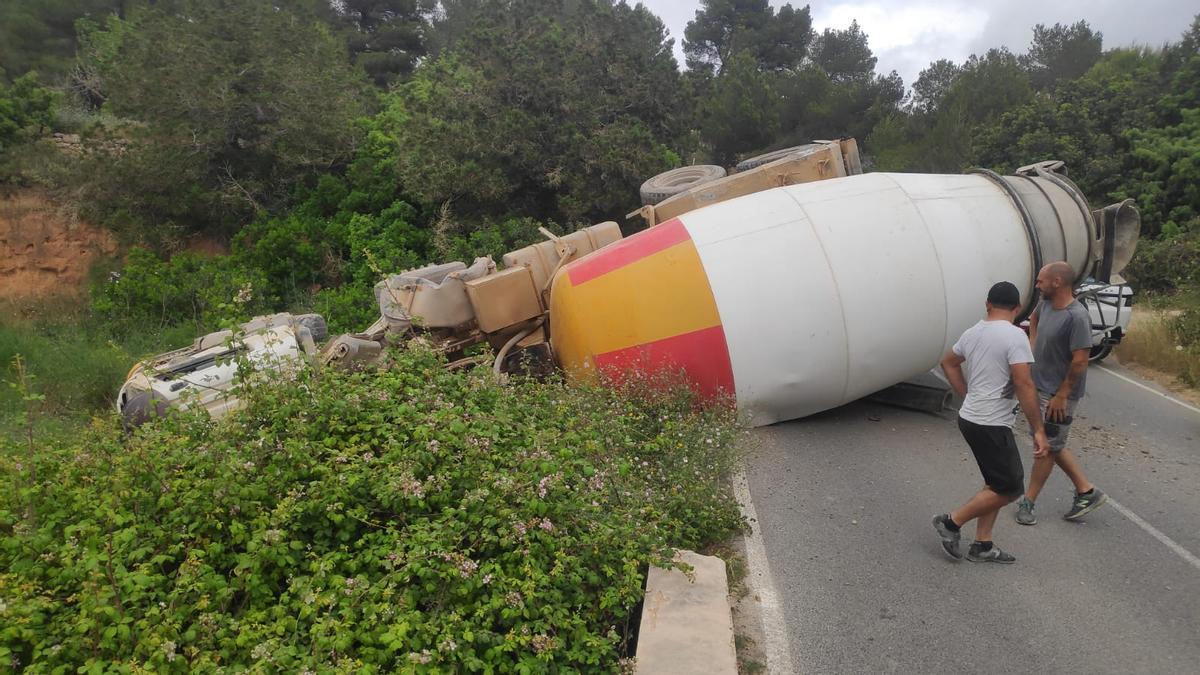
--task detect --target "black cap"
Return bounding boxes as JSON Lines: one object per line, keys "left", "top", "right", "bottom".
{"left": 987, "top": 281, "right": 1021, "bottom": 309}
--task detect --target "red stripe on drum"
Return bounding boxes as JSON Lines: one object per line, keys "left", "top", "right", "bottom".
{"left": 566, "top": 218, "right": 689, "bottom": 285}
{"left": 593, "top": 324, "right": 735, "bottom": 399}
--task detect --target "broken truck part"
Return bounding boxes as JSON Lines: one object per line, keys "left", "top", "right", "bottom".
{"left": 116, "top": 144, "right": 1138, "bottom": 428}
{"left": 116, "top": 313, "right": 326, "bottom": 425}
{"left": 629, "top": 139, "right": 859, "bottom": 227}
{"left": 115, "top": 144, "right": 860, "bottom": 424}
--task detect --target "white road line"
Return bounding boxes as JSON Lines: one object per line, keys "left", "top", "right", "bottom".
{"left": 1095, "top": 364, "right": 1200, "bottom": 416}
{"left": 1107, "top": 496, "right": 1200, "bottom": 572}
{"left": 733, "top": 469, "right": 797, "bottom": 675}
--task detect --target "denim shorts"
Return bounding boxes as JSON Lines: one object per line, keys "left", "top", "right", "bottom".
{"left": 1027, "top": 391, "right": 1078, "bottom": 452}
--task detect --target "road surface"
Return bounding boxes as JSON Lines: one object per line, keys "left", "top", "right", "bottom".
{"left": 741, "top": 360, "right": 1200, "bottom": 674}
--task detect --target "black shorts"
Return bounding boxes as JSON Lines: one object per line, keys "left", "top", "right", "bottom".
{"left": 957, "top": 417, "right": 1025, "bottom": 497}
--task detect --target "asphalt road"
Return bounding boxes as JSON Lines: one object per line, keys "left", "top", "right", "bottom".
{"left": 743, "top": 359, "right": 1200, "bottom": 674}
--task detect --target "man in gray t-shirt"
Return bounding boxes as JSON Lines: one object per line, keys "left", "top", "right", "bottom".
{"left": 1015, "top": 261, "right": 1109, "bottom": 525}
{"left": 1032, "top": 295, "right": 1092, "bottom": 400}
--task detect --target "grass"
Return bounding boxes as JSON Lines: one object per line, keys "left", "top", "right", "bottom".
{"left": 0, "top": 319, "right": 132, "bottom": 413}
{"left": 0, "top": 298, "right": 200, "bottom": 437}
{"left": 1115, "top": 286, "right": 1200, "bottom": 387}
{"left": 0, "top": 408, "right": 96, "bottom": 445}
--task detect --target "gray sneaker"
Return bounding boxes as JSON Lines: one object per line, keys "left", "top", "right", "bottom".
{"left": 932, "top": 514, "right": 963, "bottom": 560}
{"left": 966, "top": 542, "right": 1016, "bottom": 563}
{"left": 1064, "top": 488, "right": 1108, "bottom": 521}
{"left": 1015, "top": 496, "right": 1037, "bottom": 525}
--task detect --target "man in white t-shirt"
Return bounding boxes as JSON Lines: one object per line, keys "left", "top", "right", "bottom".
{"left": 933, "top": 281, "right": 1050, "bottom": 563}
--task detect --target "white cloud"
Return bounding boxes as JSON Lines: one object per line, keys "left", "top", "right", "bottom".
{"left": 636, "top": 0, "right": 1196, "bottom": 87}
{"left": 810, "top": 2, "right": 989, "bottom": 83}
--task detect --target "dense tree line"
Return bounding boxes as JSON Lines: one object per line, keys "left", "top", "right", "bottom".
{"left": 1, "top": 1, "right": 1198, "bottom": 329}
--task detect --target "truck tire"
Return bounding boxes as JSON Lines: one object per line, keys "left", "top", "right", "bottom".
{"left": 639, "top": 165, "right": 726, "bottom": 205}
{"left": 294, "top": 313, "right": 328, "bottom": 342}
{"left": 734, "top": 143, "right": 823, "bottom": 172}
{"left": 120, "top": 389, "right": 172, "bottom": 428}
{"left": 1089, "top": 343, "right": 1112, "bottom": 362}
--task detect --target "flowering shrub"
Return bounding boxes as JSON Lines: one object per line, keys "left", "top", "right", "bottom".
{"left": 92, "top": 248, "right": 273, "bottom": 333}
{"left": 0, "top": 344, "right": 744, "bottom": 671}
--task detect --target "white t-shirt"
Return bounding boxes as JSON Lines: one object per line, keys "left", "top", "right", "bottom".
{"left": 952, "top": 319, "right": 1035, "bottom": 427}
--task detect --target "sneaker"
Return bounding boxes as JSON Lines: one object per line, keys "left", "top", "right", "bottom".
{"left": 932, "top": 514, "right": 963, "bottom": 560}
{"left": 966, "top": 542, "right": 1016, "bottom": 564}
{"left": 1064, "top": 488, "right": 1108, "bottom": 521}
{"left": 1015, "top": 496, "right": 1037, "bottom": 525}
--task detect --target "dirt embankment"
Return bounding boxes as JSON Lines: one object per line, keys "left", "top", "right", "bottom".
{"left": 0, "top": 189, "right": 119, "bottom": 299}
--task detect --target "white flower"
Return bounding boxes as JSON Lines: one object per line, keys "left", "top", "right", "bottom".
{"left": 457, "top": 557, "right": 478, "bottom": 578}
{"left": 251, "top": 642, "right": 271, "bottom": 660}
{"left": 234, "top": 283, "right": 254, "bottom": 304}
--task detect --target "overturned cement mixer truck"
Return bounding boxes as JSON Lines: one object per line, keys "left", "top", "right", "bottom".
{"left": 117, "top": 140, "right": 1140, "bottom": 427}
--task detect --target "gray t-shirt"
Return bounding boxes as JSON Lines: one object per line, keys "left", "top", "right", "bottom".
{"left": 953, "top": 319, "right": 1035, "bottom": 427}
{"left": 1032, "top": 298, "right": 1092, "bottom": 399}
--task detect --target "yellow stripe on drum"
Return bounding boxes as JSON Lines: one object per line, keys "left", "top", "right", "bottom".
{"left": 549, "top": 272, "right": 599, "bottom": 382}
{"left": 550, "top": 238, "right": 722, "bottom": 380}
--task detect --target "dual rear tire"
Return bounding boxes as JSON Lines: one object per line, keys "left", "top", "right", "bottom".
{"left": 638, "top": 165, "right": 726, "bottom": 205}
{"left": 638, "top": 144, "right": 826, "bottom": 205}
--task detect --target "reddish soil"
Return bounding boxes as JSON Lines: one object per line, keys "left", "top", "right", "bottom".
{"left": 0, "top": 189, "right": 119, "bottom": 299}
{"left": 0, "top": 189, "right": 231, "bottom": 301}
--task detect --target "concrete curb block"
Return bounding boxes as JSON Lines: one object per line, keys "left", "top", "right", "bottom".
{"left": 635, "top": 550, "right": 737, "bottom": 674}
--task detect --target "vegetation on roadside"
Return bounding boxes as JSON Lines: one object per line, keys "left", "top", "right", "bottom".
{"left": 1, "top": 345, "right": 745, "bottom": 671}
{"left": 1114, "top": 285, "right": 1200, "bottom": 388}
{"left": 1120, "top": 232, "right": 1200, "bottom": 382}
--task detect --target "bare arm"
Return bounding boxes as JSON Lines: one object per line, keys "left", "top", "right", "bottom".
{"left": 1047, "top": 348, "right": 1089, "bottom": 421}
{"left": 1012, "top": 362, "right": 1049, "bottom": 456}
{"left": 940, "top": 351, "right": 967, "bottom": 400}
{"left": 1027, "top": 309, "right": 1039, "bottom": 352}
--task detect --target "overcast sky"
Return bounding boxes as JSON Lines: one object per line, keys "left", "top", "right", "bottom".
{"left": 638, "top": 0, "right": 1196, "bottom": 86}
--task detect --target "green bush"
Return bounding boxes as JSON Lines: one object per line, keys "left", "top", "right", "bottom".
{"left": 0, "top": 345, "right": 745, "bottom": 671}
{"left": 1170, "top": 286, "right": 1200, "bottom": 359}
{"left": 435, "top": 217, "right": 556, "bottom": 266}
{"left": 96, "top": 168, "right": 562, "bottom": 337}
{"left": 311, "top": 282, "right": 380, "bottom": 335}
{"left": 92, "top": 248, "right": 274, "bottom": 335}
{"left": 228, "top": 166, "right": 434, "bottom": 333}
{"left": 0, "top": 71, "right": 56, "bottom": 153}
{"left": 1124, "top": 228, "right": 1200, "bottom": 292}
